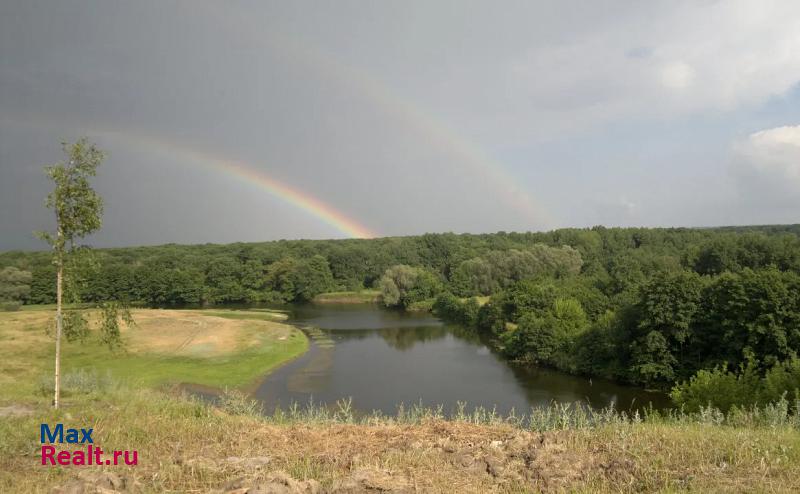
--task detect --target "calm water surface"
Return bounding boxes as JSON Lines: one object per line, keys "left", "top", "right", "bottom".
{"left": 252, "top": 304, "right": 670, "bottom": 415}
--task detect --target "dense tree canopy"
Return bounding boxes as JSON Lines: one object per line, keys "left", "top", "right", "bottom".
{"left": 0, "top": 266, "right": 32, "bottom": 303}
{"left": 379, "top": 265, "right": 443, "bottom": 309}
{"left": 3, "top": 224, "right": 800, "bottom": 407}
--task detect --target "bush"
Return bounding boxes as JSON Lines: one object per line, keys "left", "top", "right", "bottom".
{"left": 219, "top": 388, "right": 263, "bottom": 416}
{"left": 477, "top": 299, "right": 505, "bottom": 335}
{"left": 762, "top": 358, "right": 800, "bottom": 403}
{"left": 38, "top": 369, "right": 118, "bottom": 397}
{"left": 671, "top": 359, "right": 800, "bottom": 413}
{"left": 503, "top": 298, "right": 588, "bottom": 368}
{"left": 433, "top": 292, "right": 459, "bottom": 317}
{"left": 433, "top": 293, "right": 481, "bottom": 326}
{"left": 1, "top": 300, "right": 22, "bottom": 311}
{"left": 461, "top": 298, "right": 480, "bottom": 327}
{"left": 379, "top": 265, "right": 443, "bottom": 309}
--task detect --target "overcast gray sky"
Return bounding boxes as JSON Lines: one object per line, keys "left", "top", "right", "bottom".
{"left": 1, "top": 0, "right": 799, "bottom": 250}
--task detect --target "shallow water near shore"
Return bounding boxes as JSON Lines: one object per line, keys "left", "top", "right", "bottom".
{"left": 251, "top": 303, "right": 670, "bottom": 415}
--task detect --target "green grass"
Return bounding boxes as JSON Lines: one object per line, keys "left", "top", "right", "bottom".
{"left": 0, "top": 308, "right": 308, "bottom": 402}
{"left": 407, "top": 298, "right": 435, "bottom": 312}
{"left": 59, "top": 332, "right": 307, "bottom": 390}
{"left": 313, "top": 289, "right": 379, "bottom": 303}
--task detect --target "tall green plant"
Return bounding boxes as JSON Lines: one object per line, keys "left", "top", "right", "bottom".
{"left": 37, "top": 138, "right": 133, "bottom": 408}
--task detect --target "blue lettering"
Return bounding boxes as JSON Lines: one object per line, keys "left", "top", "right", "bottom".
{"left": 40, "top": 423, "right": 63, "bottom": 443}
{"left": 39, "top": 424, "right": 94, "bottom": 443}
{"left": 66, "top": 429, "right": 79, "bottom": 443}
{"left": 81, "top": 428, "right": 94, "bottom": 443}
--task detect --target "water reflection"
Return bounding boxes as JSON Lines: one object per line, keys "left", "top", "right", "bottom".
{"left": 378, "top": 326, "right": 449, "bottom": 350}
{"left": 252, "top": 303, "right": 670, "bottom": 415}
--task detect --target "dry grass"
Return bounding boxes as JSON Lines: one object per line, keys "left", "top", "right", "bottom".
{"left": 126, "top": 309, "right": 294, "bottom": 357}
{"left": 0, "top": 310, "right": 55, "bottom": 399}
{"left": 1, "top": 387, "right": 799, "bottom": 493}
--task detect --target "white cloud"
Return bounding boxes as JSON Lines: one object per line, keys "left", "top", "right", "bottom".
{"left": 412, "top": 0, "right": 800, "bottom": 142}
{"left": 732, "top": 125, "right": 800, "bottom": 204}
{"left": 659, "top": 61, "right": 695, "bottom": 91}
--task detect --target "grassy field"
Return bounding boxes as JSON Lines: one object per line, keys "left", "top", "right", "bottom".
{"left": 0, "top": 307, "right": 307, "bottom": 401}
{"left": 2, "top": 307, "right": 800, "bottom": 492}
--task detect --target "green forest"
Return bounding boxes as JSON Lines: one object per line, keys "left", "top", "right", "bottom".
{"left": 2, "top": 224, "right": 800, "bottom": 410}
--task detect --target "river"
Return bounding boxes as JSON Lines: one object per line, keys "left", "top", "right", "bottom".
{"left": 252, "top": 303, "right": 670, "bottom": 415}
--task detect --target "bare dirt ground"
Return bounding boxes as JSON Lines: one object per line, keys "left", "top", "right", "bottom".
{"left": 0, "top": 404, "right": 33, "bottom": 418}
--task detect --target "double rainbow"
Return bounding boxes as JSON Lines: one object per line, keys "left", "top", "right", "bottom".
{"left": 4, "top": 5, "right": 552, "bottom": 239}
{"left": 202, "top": 2, "right": 551, "bottom": 228}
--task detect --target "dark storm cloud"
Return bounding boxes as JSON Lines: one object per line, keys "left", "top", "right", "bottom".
{"left": 2, "top": 1, "right": 799, "bottom": 250}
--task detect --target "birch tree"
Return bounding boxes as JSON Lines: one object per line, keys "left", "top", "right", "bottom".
{"left": 39, "top": 138, "right": 105, "bottom": 409}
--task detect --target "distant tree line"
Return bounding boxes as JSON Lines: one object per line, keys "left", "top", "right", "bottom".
{"left": 2, "top": 225, "right": 800, "bottom": 409}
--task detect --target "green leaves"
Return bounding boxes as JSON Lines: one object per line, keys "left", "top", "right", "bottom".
{"left": 42, "top": 137, "right": 105, "bottom": 251}
{"left": 265, "top": 255, "right": 335, "bottom": 302}
{"left": 98, "top": 301, "right": 135, "bottom": 351}
{"left": 635, "top": 270, "right": 704, "bottom": 343}
{"left": 503, "top": 297, "right": 588, "bottom": 366}
{"left": 0, "top": 266, "right": 32, "bottom": 303}
{"left": 379, "top": 265, "right": 443, "bottom": 309}
{"left": 449, "top": 245, "right": 583, "bottom": 297}
{"left": 62, "top": 310, "right": 90, "bottom": 342}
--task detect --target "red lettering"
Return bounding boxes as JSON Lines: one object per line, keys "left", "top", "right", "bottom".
{"left": 124, "top": 451, "right": 138, "bottom": 466}
{"left": 74, "top": 450, "right": 86, "bottom": 466}
{"left": 41, "top": 445, "right": 55, "bottom": 465}
{"left": 57, "top": 451, "right": 71, "bottom": 466}
{"left": 41, "top": 444, "right": 138, "bottom": 468}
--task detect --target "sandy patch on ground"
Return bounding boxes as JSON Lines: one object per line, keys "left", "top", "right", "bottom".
{"left": 128, "top": 309, "right": 294, "bottom": 357}
{"left": 0, "top": 309, "right": 295, "bottom": 360}
{"left": 0, "top": 404, "right": 33, "bottom": 417}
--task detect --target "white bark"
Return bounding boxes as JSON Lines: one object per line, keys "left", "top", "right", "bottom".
{"left": 54, "top": 233, "right": 63, "bottom": 409}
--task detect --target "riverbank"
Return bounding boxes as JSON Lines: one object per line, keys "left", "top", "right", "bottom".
{"left": 313, "top": 290, "right": 380, "bottom": 304}
{"left": 2, "top": 308, "right": 800, "bottom": 492}
{"left": 0, "top": 307, "right": 308, "bottom": 401}
{"left": 2, "top": 385, "right": 799, "bottom": 493}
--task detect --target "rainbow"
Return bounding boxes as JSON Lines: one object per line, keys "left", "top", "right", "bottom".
{"left": 217, "top": 161, "right": 376, "bottom": 239}
{"left": 202, "top": 3, "right": 553, "bottom": 229}
{"left": 97, "top": 130, "right": 378, "bottom": 239}
{"left": 3, "top": 6, "right": 554, "bottom": 235}
{"left": 1, "top": 114, "right": 377, "bottom": 239}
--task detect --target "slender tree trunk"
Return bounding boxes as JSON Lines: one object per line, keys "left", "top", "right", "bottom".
{"left": 54, "top": 241, "right": 63, "bottom": 409}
